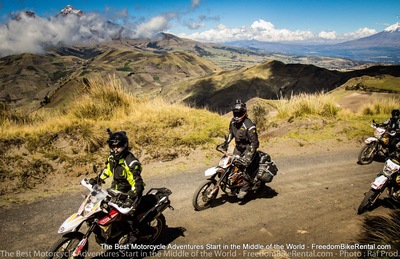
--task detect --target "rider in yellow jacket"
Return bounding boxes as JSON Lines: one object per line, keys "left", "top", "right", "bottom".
{"left": 92, "top": 130, "right": 144, "bottom": 244}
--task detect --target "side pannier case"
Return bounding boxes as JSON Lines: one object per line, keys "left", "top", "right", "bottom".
{"left": 256, "top": 152, "right": 278, "bottom": 183}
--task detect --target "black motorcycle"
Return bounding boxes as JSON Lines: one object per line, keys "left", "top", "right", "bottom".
{"left": 192, "top": 145, "right": 278, "bottom": 210}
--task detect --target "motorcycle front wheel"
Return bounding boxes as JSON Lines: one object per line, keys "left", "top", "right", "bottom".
{"left": 357, "top": 143, "right": 376, "bottom": 165}
{"left": 45, "top": 232, "right": 87, "bottom": 259}
{"left": 192, "top": 179, "right": 218, "bottom": 211}
{"left": 357, "top": 189, "right": 381, "bottom": 214}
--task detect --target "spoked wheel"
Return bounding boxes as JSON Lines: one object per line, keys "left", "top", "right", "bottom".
{"left": 192, "top": 179, "right": 218, "bottom": 211}
{"left": 358, "top": 144, "right": 376, "bottom": 165}
{"left": 45, "top": 232, "right": 87, "bottom": 259}
{"left": 357, "top": 189, "right": 382, "bottom": 214}
{"left": 140, "top": 214, "right": 166, "bottom": 244}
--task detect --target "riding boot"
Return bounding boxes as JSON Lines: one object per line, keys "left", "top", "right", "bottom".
{"left": 237, "top": 179, "right": 250, "bottom": 199}
{"left": 128, "top": 228, "right": 139, "bottom": 244}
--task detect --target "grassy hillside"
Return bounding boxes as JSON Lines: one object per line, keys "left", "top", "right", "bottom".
{"left": 0, "top": 75, "right": 228, "bottom": 196}
{"left": 162, "top": 60, "right": 400, "bottom": 113}
{"left": 343, "top": 75, "right": 400, "bottom": 92}
{"left": 0, "top": 75, "right": 399, "bottom": 201}
{"left": 0, "top": 48, "right": 222, "bottom": 112}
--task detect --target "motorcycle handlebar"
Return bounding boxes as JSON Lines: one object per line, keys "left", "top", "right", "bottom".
{"left": 216, "top": 144, "right": 225, "bottom": 153}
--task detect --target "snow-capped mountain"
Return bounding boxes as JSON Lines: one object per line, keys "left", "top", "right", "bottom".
{"left": 60, "top": 5, "right": 84, "bottom": 16}
{"left": 337, "top": 22, "right": 400, "bottom": 47}
{"left": 384, "top": 22, "right": 400, "bottom": 33}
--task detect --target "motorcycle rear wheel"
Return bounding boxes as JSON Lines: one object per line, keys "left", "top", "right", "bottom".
{"left": 357, "top": 189, "right": 381, "bottom": 214}
{"left": 192, "top": 179, "right": 218, "bottom": 211}
{"left": 45, "top": 232, "right": 87, "bottom": 259}
{"left": 357, "top": 144, "right": 376, "bottom": 165}
{"left": 140, "top": 214, "right": 166, "bottom": 244}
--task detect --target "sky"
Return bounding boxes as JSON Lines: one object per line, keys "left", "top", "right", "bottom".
{"left": 0, "top": 0, "right": 399, "bottom": 56}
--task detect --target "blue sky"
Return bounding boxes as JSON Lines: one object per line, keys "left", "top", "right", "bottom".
{"left": 0, "top": 0, "right": 399, "bottom": 56}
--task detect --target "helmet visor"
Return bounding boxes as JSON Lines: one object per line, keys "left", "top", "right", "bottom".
{"left": 108, "top": 139, "right": 122, "bottom": 149}
{"left": 233, "top": 111, "right": 245, "bottom": 118}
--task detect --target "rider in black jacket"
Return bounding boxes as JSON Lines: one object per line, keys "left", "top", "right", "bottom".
{"left": 380, "top": 109, "right": 400, "bottom": 156}
{"left": 220, "top": 100, "right": 260, "bottom": 200}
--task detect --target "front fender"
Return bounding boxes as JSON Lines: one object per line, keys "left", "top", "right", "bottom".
{"left": 205, "top": 166, "right": 219, "bottom": 177}
{"left": 365, "top": 137, "right": 378, "bottom": 144}
{"left": 371, "top": 175, "right": 388, "bottom": 190}
{"left": 58, "top": 213, "right": 85, "bottom": 234}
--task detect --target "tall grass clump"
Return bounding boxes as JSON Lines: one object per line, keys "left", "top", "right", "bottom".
{"left": 0, "top": 102, "right": 34, "bottom": 126}
{"left": 358, "top": 210, "right": 400, "bottom": 258}
{"left": 275, "top": 93, "right": 340, "bottom": 119}
{"left": 359, "top": 97, "right": 400, "bottom": 116}
{"left": 249, "top": 100, "right": 270, "bottom": 131}
{"left": 124, "top": 97, "right": 229, "bottom": 159}
{"left": 70, "top": 75, "right": 135, "bottom": 120}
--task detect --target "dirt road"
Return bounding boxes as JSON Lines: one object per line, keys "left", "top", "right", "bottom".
{"left": 0, "top": 148, "right": 390, "bottom": 259}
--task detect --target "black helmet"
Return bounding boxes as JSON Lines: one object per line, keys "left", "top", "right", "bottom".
{"left": 232, "top": 99, "right": 247, "bottom": 123}
{"left": 107, "top": 131, "right": 129, "bottom": 159}
{"left": 391, "top": 109, "right": 399, "bottom": 119}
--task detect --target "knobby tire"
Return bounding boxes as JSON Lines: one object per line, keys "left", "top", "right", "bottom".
{"left": 358, "top": 144, "right": 376, "bottom": 165}
{"left": 192, "top": 179, "right": 218, "bottom": 211}
{"left": 358, "top": 189, "right": 381, "bottom": 214}
{"left": 45, "top": 232, "right": 87, "bottom": 259}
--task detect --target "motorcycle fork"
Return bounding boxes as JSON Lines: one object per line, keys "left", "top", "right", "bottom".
{"left": 72, "top": 220, "right": 97, "bottom": 256}
{"left": 210, "top": 169, "right": 230, "bottom": 196}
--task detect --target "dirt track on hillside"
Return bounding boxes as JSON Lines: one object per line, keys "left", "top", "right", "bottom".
{"left": 0, "top": 146, "right": 394, "bottom": 259}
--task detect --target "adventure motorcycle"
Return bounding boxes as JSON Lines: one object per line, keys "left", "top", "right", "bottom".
{"left": 357, "top": 156, "right": 400, "bottom": 214}
{"left": 192, "top": 145, "right": 277, "bottom": 211}
{"left": 358, "top": 122, "right": 396, "bottom": 165}
{"left": 46, "top": 166, "right": 173, "bottom": 259}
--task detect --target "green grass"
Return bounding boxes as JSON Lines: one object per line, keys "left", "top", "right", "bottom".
{"left": 344, "top": 75, "right": 400, "bottom": 93}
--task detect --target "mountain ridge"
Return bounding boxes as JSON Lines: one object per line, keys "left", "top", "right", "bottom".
{"left": 223, "top": 22, "right": 400, "bottom": 64}
{"left": 1, "top": 6, "right": 399, "bottom": 114}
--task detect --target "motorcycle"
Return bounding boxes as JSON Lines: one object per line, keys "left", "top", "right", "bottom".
{"left": 192, "top": 145, "right": 278, "bottom": 211}
{"left": 358, "top": 121, "right": 396, "bottom": 165}
{"left": 46, "top": 166, "right": 173, "bottom": 259}
{"left": 357, "top": 156, "right": 400, "bottom": 214}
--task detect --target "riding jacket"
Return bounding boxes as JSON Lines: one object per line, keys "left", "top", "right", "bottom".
{"left": 100, "top": 152, "right": 144, "bottom": 194}
{"left": 227, "top": 116, "right": 260, "bottom": 158}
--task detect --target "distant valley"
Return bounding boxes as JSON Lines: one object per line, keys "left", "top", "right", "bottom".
{"left": 223, "top": 22, "right": 400, "bottom": 64}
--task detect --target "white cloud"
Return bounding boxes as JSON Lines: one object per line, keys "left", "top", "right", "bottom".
{"left": 0, "top": 11, "right": 122, "bottom": 56}
{"left": 251, "top": 19, "right": 275, "bottom": 31}
{"left": 133, "top": 15, "right": 172, "bottom": 38}
{"left": 0, "top": 10, "right": 178, "bottom": 57}
{"left": 318, "top": 31, "right": 337, "bottom": 40}
{"left": 191, "top": 0, "right": 201, "bottom": 9}
{"left": 341, "top": 27, "right": 377, "bottom": 40}
{"left": 178, "top": 19, "right": 377, "bottom": 43}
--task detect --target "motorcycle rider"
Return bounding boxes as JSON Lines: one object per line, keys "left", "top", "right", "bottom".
{"left": 90, "top": 130, "right": 144, "bottom": 244}
{"left": 378, "top": 109, "right": 400, "bottom": 156}
{"left": 219, "top": 99, "right": 260, "bottom": 201}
